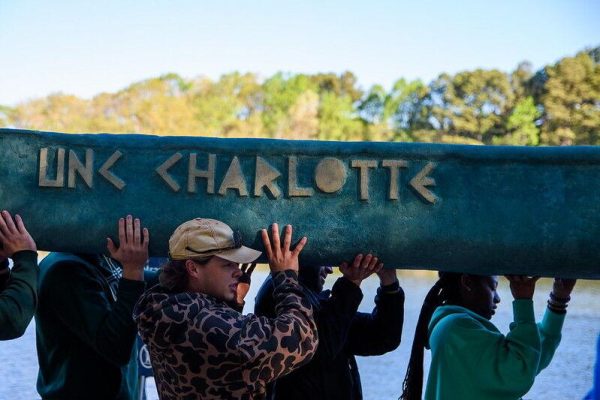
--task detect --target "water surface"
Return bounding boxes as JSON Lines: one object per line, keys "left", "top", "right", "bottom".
{"left": 1, "top": 271, "right": 597, "bottom": 399}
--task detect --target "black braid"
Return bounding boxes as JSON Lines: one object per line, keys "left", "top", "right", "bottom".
{"left": 400, "top": 272, "right": 462, "bottom": 400}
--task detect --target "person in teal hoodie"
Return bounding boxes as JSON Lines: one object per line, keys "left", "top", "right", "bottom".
{"left": 0, "top": 210, "right": 38, "bottom": 340}
{"left": 400, "top": 273, "right": 576, "bottom": 400}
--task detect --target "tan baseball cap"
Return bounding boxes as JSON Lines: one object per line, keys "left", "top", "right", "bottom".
{"left": 169, "top": 218, "right": 261, "bottom": 263}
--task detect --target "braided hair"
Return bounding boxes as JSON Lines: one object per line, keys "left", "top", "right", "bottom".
{"left": 400, "top": 272, "right": 463, "bottom": 400}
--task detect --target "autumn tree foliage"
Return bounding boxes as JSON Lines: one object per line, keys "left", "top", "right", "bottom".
{"left": 3, "top": 47, "right": 599, "bottom": 146}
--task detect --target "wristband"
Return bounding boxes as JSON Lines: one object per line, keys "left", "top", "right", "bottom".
{"left": 547, "top": 300, "right": 568, "bottom": 314}
{"left": 547, "top": 298, "right": 568, "bottom": 309}
{"left": 549, "top": 292, "right": 571, "bottom": 303}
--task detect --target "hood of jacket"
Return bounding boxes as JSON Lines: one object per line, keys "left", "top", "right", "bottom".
{"left": 428, "top": 304, "right": 498, "bottom": 346}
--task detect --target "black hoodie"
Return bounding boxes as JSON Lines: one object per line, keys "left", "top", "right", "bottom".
{"left": 254, "top": 266, "right": 405, "bottom": 400}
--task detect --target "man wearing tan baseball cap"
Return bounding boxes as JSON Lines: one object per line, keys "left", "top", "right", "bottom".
{"left": 164, "top": 218, "right": 261, "bottom": 304}
{"left": 134, "top": 219, "right": 319, "bottom": 400}
{"left": 169, "top": 218, "right": 261, "bottom": 262}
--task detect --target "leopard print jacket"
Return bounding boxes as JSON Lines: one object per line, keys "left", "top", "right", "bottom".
{"left": 134, "top": 270, "right": 318, "bottom": 400}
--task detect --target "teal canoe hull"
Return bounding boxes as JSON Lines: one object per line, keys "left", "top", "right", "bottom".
{"left": 1, "top": 128, "right": 599, "bottom": 278}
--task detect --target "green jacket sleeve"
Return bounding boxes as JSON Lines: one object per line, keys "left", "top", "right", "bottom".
{"left": 536, "top": 307, "right": 565, "bottom": 373}
{"left": 0, "top": 250, "right": 38, "bottom": 340}
{"left": 431, "top": 300, "right": 542, "bottom": 397}
{"left": 43, "top": 260, "right": 146, "bottom": 365}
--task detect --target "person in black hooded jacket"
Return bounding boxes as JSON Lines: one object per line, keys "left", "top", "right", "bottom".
{"left": 254, "top": 253, "right": 405, "bottom": 400}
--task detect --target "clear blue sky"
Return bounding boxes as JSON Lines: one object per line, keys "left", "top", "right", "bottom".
{"left": 0, "top": 0, "right": 598, "bottom": 106}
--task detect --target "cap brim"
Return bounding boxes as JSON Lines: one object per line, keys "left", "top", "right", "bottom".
{"left": 217, "top": 246, "right": 262, "bottom": 264}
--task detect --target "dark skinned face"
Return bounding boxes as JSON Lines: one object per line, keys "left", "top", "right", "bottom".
{"left": 460, "top": 275, "right": 501, "bottom": 320}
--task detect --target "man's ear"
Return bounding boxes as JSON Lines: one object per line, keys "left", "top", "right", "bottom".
{"left": 185, "top": 260, "right": 199, "bottom": 278}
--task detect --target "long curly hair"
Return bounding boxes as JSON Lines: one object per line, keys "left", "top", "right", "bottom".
{"left": 158, "top": 257, "right": 212, "bottom": 292}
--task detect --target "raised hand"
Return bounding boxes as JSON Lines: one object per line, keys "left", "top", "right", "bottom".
{"left": 0, "top": 211, "right": 36, "bottom": 258}
{"left": 376, "top": 267, "right": 398, "bottom": 286}
{"left": 505, "top": 275, "right": 540, "bottom": 300}
{"left": 552, "top": 278, "right": 577, "bottom": 299}
{"left": 107, "top": 215, "right": 149, "bottom": 281}
{"left": 339, "top": 253, "right": 382, "bottom": 287}
{"left": 261, "top": 223, "right": 307, "bottom": 273}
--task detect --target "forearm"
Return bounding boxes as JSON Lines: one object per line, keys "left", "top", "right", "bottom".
{"left": 318, "top": 277, "right": 363, "bottom": 357}
{"left": 373, "top": 283, "right": 405, "bottom": 348}
{"left": 494, "top": 300, "right": 542, "bottom": 384}
{"left": 348, "top": 283, "right": 405, "bottom": 355}
{"left": 537, "top": 306, "right": 565, "bottom": 372}
{"left": 0, "top": 250, "right": 38, "bottom": 340}
{"left": 240, "top": 270, "right": 318, "bottom": 382}
{"left": 272, "top": 270, "right": 317, "bottom": 344}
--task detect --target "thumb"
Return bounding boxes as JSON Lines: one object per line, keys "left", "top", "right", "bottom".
{"left": 106, "top": 238, "right": 117, "bottom": 257}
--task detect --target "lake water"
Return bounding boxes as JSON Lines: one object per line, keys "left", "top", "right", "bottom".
{"left": 1, "top": 270, "right": 598, "bottom": 399}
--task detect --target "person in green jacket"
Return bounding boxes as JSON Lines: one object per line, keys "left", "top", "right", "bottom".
{"left": 35, "top": 215, "right": 150, "bottom": 400}
{"left": 400, "top": 273, "right": 576, "bottom": 400}
{"left": 0, "top": 210, "right": 38, "bottom": 340}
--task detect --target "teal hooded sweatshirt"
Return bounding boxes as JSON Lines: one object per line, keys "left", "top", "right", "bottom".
{"left": 425, "top": 300, "right": 565, "bottom": 400}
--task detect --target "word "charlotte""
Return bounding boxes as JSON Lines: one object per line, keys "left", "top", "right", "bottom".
{"left": 38, "top": 148, "right": 438, "bottom": 204}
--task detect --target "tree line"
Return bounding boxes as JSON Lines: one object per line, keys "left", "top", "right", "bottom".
{"left": 2, "top": 46, "right": 598, "bottom": 145}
